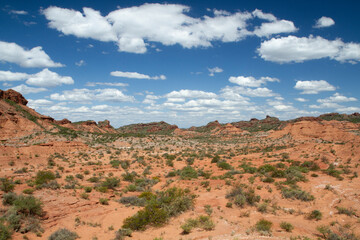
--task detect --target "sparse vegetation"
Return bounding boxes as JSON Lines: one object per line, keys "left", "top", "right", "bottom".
{"left": 48, "top": 228, "right": 79, "bottom": 240}
{"left": 181, "top": 215, "right": 215, "bottom": 234}
{"left": 122, "top": 187, "right": 194, "bottom": 231}
{"left": 255, "top": 219, "right": 272, "bottom": 234}
{"left": 280, "top": 221, "right": 294, "bottom": 232}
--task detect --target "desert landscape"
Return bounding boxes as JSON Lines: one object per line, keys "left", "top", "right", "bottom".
{"left": 0, "top": 89, "right": 359, "bottom": 240}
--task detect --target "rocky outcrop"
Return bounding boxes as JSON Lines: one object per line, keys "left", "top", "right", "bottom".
{"left": 0, "top": 89, "right": 28, "bottom": 105}
{"left": 56, "top": 118, "right": 72, "bottom": 125}
{"left": 98, "top": 120, "right": 113, "bottom": 129}
{"left": 211, "top": 123, "right": 245, "bottom": 136}
{"left": 206, "top": 120, "right": 221, "bottom": 128}
{"left": 41, "top": 116, "right": 55, "bottom": 123}
{"left": 231, "top": 115, "right": 282, "bottom": 132}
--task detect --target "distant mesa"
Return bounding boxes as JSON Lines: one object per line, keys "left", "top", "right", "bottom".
{"left": 1, "top": 88, "right": 360, "bottom": 138}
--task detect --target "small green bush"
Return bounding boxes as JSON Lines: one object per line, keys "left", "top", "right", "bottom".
{"left": 336, "top": 206, "right": 356, "bottom": 216}
{"left": 122, "top": 171, "right": 138, "bottom": 182}
{"left": 13, "top": 195, "right": 43, "bottom": 216}
{"left": 37, "top": 180, "right": 60, "bottom": 190}
{"left": 118, "top": 196, "right": 146, "bottom": 207}
{"left": 80, "top": 193, "right": 89, "bottom": 200}
{"left": 122, "top": 187, "right": 194, "bottom": 231}
{"left": 226, "top": 186, "right": 260, "bottom": 207}
{"left": 2, "top": 192, "right": 18, "bottom": 205}
{"left": 35, "top": 171, "right": 55, "bottom": 185}
{"left": 257, "top": 203, "right": 268, "bottom": 213}
{"left": 110, "top": 160, "right": 121, "bottom": 168}
{"left": 99, "top": 198, "right": 109, "bottom": 205}
{"left": 307, "top": 210, "right": 322, "bottom": 220}
{"left": 48, "top": 228, "right": 79, "bottom": 240}
{"left": 280, "top": 221, "right": 293, "bottom": 232}
{"left": 255, "top": 219, "right": 272, "bottom": 233}
{"left": 114, "top": 228, "right": 132, "bottom": 240}
{"left": 87, "top": 177, "right": 99, "bottom": 183}
{"left": 281, "top": 187, "right": 315, "bottom": 201}
{"left": 211, "top": 155, "right": 220, "bottom": 163}
{"left": 23, "top": 188, "right": 35, "bottom": 195}
{"left": 217, "top": 161, "right": 232, "bottom": 170}
{"left": 180, "top": 166, "right": 198, "bottom": 180}
{"left": 101, "top": 177, "right": 120, "bottom": 190}
{"left": 0, "top": 223, "right": 12, "bottom": 240}
{"left": 324, "top": 164, "right": 343, "bottom": 180}
{"left": 181, "top": 215, "right": 215, "bottom": 234}
{"left": 0, "top": 178, "right": 15, "bottom": 193}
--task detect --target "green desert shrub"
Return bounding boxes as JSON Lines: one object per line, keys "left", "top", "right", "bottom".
{"left": 281, "top": 187, "right": 314, "bottom": 201}
{"left": 181, "top": 215, "right": 215, "bottom": 234}
{"left": 255, "top": 219, "right": 272, "bottom": 234}
{"left": 0, "top": 223, "right": 12, "bottom": 240}
{"left": 2, "top": 192, "right": 18, "bottom": 205}
{"left": 23, "top": 188, "right": 35, "bottom": 194}
{"left": 324, "top": 164, "right": 344, "bottom": 180}
{"left": 101, "top": 177, "right": 120, "bottom": 190}
{"left": 336, "top": 206, "right": 356, "bottom": 216}
{"left": 122, "top": 187, "right": 194, "bottom": 231}
{"left": 217, "top": 161, "right": 232, "bottom": 170}
{"left": 211, "top": 155, "right": 220, "bottom": 163}
{"left": 122, "top": 171, "right": 138, "bottom": 182}
{"left": 38, "top": 180, "right": 60, "bottom": 190}
{"left": 118, "top": 196, "right": 146, "bottom": 207}
{"left": 180, "top": 166, "right": 198, "bottom": 179}
{"left": 0, "top": 178, "right": 15, "bottom": 193}
{"left": 114, "top": 228, "right": 132, "bottom": 240}
{"left": 307, "top": 210, "right": 323, "bottom": 220}
{"left": 110, "top": 160, "right": 121, "bottom": 168}
{"left": 226, "top": 186, "right": 260, "bottom": 207}
{"left": 48, "top": 228, "right": 79, "bottom": 240}
{"left": 13, "top": 195, "right": 43, "bottom": 216}
{"left": 257, "top": 164, "right": 276, "bottom": 175}
{"left": 284, "top": 166, "right": 307, "bottom": 184}
{"left": 35, "top": 171, "right": 55, "bottom": 185}
{"left": 87, "top": 176, "right": 99, "bottom": 183}
{"left": 99, "top": 198, "right": 109, "bottom": 205}
{"left": 280, "top": 221, "right": 294, "bottom": 232}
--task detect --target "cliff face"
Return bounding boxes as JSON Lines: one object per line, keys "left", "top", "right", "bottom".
{"left": 0, "top": 89, "right": 28, "bottom": 105}
{"left": 0, "top": 89, "right": 118, "bottom": 138}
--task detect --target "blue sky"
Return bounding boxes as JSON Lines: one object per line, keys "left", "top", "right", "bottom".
{"left": 1, "top": 0, "right": 360, "bottom": 127}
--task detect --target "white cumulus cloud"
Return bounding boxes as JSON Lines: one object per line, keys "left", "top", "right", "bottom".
{"left": 314, "top": 16, "right": 335, "bottom": 28}
{"left": 165, "top": 89, "right": 217, "bottom": 99}
{"left": 294, "top": 80, "right": 336, "bottom": 94}
{"left": 208, "top": 67, "right": 223, "bottom": 76}
{"left": 317, "top": 93, "right": 357, "bottom": 103}
{"left": 50, "top": 88, "right": 135, "bottom": 103}
{"left": 229, "top": 76, "right": 279, "bottom": 87}
{"left": 295, "top": 98, "right": 308, "bottom": 102}
{"left": 221, "top": 86, "right": 277, "bottom": 97}
{"left": 11, "top": 84, "right": 47, "bottom": 94}
{"left": 26, "top": 68, "right": 74, "bottom": 87}
{"left": 0, "top": 70, "right": 29, "bottom": 81}
{"left": 86, "top": 82, "right": 128, "bottom": 87}
{"left": 258, "top": 35, "right": 360, "bottom": 63}
{"left": 111, "top": 71, "right": 166, "bottom": 80}
{"left": 0, "top": 41, "right": 63, "bottom": 68}
{"left": 43, "top": 4, "right": 296, "bottom": 53}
